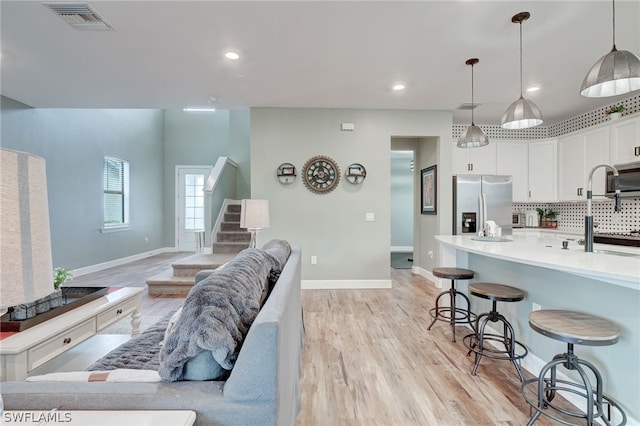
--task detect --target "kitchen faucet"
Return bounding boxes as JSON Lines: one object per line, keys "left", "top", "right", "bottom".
{"left": 585, "top": 164, "right": 621, "bottom": 252}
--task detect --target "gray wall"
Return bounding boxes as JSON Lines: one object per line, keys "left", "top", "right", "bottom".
{"left": 1, "top": 96, "right": 165, "bottom": 269}
{"left": 250, "top": 107, "right": 452, "bottom": 282}
{"left": 162, "top": 109, "right": 231, "bottom": 246}
{"left": 229, "top": 109, "right": 251, "bottom": 200}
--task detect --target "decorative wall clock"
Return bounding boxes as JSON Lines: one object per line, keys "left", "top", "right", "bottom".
{"left": 302, "top": 155, "right": 340, "bottom": 194}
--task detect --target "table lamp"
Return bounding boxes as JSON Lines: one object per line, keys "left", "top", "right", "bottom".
{"left": 1, "top": 149, "right": 54, "bottom": 315}
{"left": 240, "top": 199, "right": 270, "bottom": 248}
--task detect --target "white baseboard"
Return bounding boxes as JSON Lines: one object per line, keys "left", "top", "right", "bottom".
{"left": 390, "top": 246, "right": 413, "bottom": 253}
{"left": 302, "top": 279, "right": 392, "bottom": 290}
{"left": 412, "top": 265, "right": 443, "bottom": 289}
{"left": 72, "top": 247, "right": 178, "bottom": 277}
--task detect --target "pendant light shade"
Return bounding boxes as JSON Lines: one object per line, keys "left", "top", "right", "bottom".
{"left": 580, "top": 0, "right": 640, "bottom": 97}
{"left": 458, "top": 58, "right": 488, "bottom": 148}
{"left": 501, "top": 12, "right": 543, "bottom": 130}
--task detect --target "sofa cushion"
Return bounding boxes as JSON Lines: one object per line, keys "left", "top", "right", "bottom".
{"left": 261, "top": 240, "right": 291, "bottom": 290}
{"left": 158, "top": 248, "right": 276, "bottom": 382}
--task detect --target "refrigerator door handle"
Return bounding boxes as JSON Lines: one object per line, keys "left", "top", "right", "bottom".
{"left": 478, "top": 193, "right": 486, "bottom": 235}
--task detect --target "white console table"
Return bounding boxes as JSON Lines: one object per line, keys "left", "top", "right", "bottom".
{"left": 0, "top": 287, "right": 143, "bottom": 381}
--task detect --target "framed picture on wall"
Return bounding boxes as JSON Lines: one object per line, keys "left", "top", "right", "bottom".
{"left": 421, "top": 165, "right": 437, "bottom": 215}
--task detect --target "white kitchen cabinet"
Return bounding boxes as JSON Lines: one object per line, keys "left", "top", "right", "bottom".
{"left": 558, "top": 127, "right": 609, "bottom": 201}
{"left": 609, "top": 115, "right": 640, "bottom": 164}
{"left": 452, "top": 142, "right": 496, "bottom": 175}
{"left": 496, "top": 142, "right": 529, "bottom": 202}
{"left": 528, "top": 140, "right": 557, "bottom": 202}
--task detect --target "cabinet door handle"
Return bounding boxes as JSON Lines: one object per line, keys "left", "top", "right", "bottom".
{"left": 635, "top": 146, "right": 640, "bottom": 156}
{"left": 116, "top": 309, "right": 123, "bottom": 315}
{"left": 63, "top": 337, "right": 71, "bottom": 344}
{"left": 529, "top": 190, "right": 531, "bottom": 198}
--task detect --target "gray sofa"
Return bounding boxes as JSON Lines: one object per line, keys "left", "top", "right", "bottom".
{"left": 1, "top": 245, "right": 303, "bottom": 426}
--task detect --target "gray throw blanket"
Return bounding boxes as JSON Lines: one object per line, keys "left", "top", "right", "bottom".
{"left": 158, "top": 248, "right": 277, "bottom": 382}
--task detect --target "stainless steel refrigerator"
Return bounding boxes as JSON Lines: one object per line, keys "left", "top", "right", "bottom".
{"left": 453, "top": 175, "right": 513, "bottom": 236}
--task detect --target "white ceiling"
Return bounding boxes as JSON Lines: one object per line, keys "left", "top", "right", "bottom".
{"left": 1, "top": 1, "right": 639, "bottom": 125}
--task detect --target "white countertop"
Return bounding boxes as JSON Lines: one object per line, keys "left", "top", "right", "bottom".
{"left": 435, "top": 234, "right": 640, "bottom": 290}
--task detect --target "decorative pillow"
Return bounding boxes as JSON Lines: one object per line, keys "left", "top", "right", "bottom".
{"left": 183, "top": 350, "right": 228, "bottom": 381}
{"left": 26, "top": 369, "right": 160, "bottom": 382}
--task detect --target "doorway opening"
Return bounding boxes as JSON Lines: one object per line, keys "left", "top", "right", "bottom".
{"left": 390, "top": 150, "right": 415, "bottom": 269}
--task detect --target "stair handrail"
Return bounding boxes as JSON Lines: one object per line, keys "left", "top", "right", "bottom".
{"left": 203, "top": 157, "right": 239, "bottom": 252}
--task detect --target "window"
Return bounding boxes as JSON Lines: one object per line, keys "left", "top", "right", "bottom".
{"left": 103, "top": 156, "right": 129, "bottom": 229}
{"left": 184, "top": 173, "right": 205, "bottom": 231}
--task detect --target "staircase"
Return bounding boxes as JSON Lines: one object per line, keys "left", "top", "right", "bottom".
{"left": 146, "top": 203, "right": 250, "bottom": 295}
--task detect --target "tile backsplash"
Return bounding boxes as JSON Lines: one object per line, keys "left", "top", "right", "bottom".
{"left": 513, "top": 198, "right": 640, "bottom": 234}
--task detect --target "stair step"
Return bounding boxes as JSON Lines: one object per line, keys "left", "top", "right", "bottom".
{"left": 224, "top": 212, "right": 240, "bottom": 223}
{"left": 213, "top": 241, "right": 249, "bottom": 254}
{"left": 217, "top": 231, "right": 251, "bottom": 243}
{"left": 146, "top": 270, "right": 195, "bottom": 295}
{"left": 227, "top": 204, "right": 241, "bottom": 213}
{"left": 171, "top": 253, "right": 237, "bottom": 277}
{"left": 221, "top": 222, "right": 243, "bottom": 232}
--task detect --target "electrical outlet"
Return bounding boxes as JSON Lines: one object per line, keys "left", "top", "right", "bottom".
{"left": 428, "top": 250, "right": 433, "bottom": 259}
{"left": 144, "top": 237, "right": 149, "bottom": 243}
{"left": 311, "top": 256, "right": 317, "bottom": 265}
{"left": 532, "top": 303, "right": 541, "bottom": 312}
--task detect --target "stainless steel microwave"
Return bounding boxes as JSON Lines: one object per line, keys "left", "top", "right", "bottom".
{"left": 606, "top": 162, "right": 640, "bottom": 198}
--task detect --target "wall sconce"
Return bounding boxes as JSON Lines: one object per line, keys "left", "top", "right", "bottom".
{"left": 277, "top": 163, "right": 296, "bottom": 184}
{"left": 345, "top": 163, "right": 367, "bottom": 184}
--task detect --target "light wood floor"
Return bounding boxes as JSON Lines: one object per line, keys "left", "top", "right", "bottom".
{"left": 74, "top": 253, "right": 565, "bottom": 425}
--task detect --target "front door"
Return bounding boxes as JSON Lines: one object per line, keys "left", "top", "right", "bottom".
{"left": 176, "top": 166, "right": 211, "bottom": 251}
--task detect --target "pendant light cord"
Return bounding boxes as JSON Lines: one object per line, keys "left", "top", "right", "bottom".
{"left": 519, "top": 20, "right": 524, "bottom": 97}
{"left": 471, "top": 63, "right": 475, "bottom": 125}
{"left": 612, "top": 0, "right": 616, "bottom": 48}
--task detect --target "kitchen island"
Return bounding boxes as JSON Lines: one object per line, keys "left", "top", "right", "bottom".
{"left": 435, "top": 234, "right": 639, "bottom": 424}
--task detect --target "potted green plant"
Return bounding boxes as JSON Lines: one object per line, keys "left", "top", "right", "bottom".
{"left": 605, "top": 104, "right": 625, "bottom": 120}
{"left": 49, "top": 267, "right": 73, "bottom": 308}
{"left": 542, "top": 209, "right": 559, "bottom": 228}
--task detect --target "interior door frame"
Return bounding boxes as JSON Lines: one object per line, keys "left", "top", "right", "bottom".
{"left": 175, "top": 165, "right": 213, "bottom": 251}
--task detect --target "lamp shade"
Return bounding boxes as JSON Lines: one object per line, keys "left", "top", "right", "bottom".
{"left": 240, "top": 199, "right": 270, "bottom": 230}
{"left": 1, "top": 149, "right": 54, "bottom": 311}
{"left": 458, "top": 124, "right": 489, "bottom": 148}
{"left": 501, "top": 95, "right": 543, "bottom": 130}
{"left": 580, "top": 47, "right": 640, "bottom": 97}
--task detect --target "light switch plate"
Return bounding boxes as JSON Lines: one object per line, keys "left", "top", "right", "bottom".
{"left": 365, "top": 212, "right": 374, "bottom": 222}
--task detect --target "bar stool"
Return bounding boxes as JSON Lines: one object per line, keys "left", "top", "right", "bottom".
{"left": 428, "top": 267, "right": 475, "bottom": 342}
{"left": 521, "top": 310, "right": 627, "bottom": 426}
{"left": 463, "top": 282, "right": 528, "bottom": 381}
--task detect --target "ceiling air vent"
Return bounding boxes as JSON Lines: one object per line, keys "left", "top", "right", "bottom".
{"left": 457, "top": 103, "right": 481, "bottom": 110}
{"left": 43, "top": 2, "right": 113, "bottom": 30}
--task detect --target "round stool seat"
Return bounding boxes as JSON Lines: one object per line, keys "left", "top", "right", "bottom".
{"left": 469, "top": 282, "right": 525, "bottom": 303}
{"left": 432, "top": 267, "right": 474, "bottom": 280}
{"left": 529, "top": 310, "right": 620, "bottom": 346}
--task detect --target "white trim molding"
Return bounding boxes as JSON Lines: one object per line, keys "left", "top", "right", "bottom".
{"left": 72, "top": 247, "right": 177, "bottom": 277}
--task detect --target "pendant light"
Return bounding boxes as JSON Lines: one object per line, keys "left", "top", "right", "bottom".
{"left": 501, "top": 12, "right": 543, "bottom": 130}
{"left": 458, "top": 58, "right": 489, "bottom": 148}
{"left": 580, "top": 0, "right": 640, "bottom": 97}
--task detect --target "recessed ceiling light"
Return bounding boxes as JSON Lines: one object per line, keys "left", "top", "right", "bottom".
{"left": 225, "top": 51, "right": 240, "bottom": 60}
{"left": 526, "top": 86, "right": 541, "bottom": 92}
{"left": 183, "top": 107, "right": 216, "bottom": 112}
{"left": 392, "top": 84, "right": 406, "bottom": 91}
